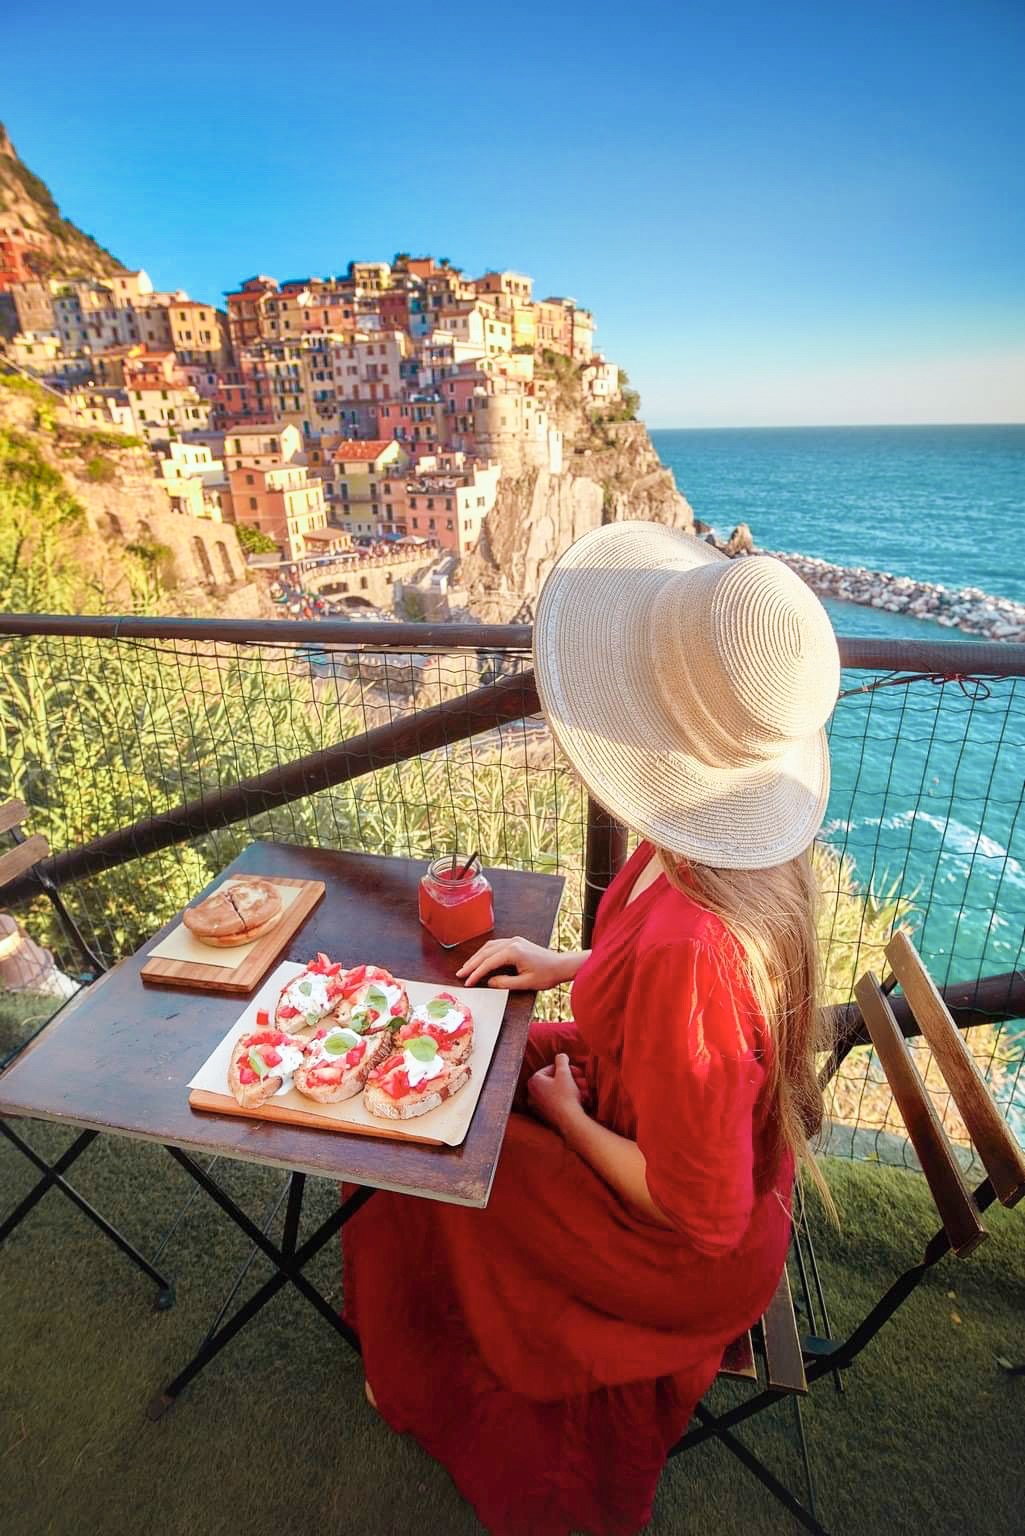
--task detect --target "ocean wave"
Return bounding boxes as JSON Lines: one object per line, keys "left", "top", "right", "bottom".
{"left": 821, "top": 811, "right": 1025, "bottom": 890}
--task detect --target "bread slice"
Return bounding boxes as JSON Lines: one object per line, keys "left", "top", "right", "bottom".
{"left": 364, "top": 1051, "right": 471, "bottom": 1120}
{"left": 396, "top": 991, "right": 474, "bottom": 1065}
{"left": 341, "top": 965, "right": 410, "bottom": 1032}
{"left": 275, "top": 954, "right": 347, "bottom": 1031}
{"left": 293, "top": 1023, "right": 392, "bottom": 1104}
{"left": 228, "top": 1029, "right": 307, "bottom": 1108}
{"left": 183, "top": 878, "right": 282, "bottom": 948}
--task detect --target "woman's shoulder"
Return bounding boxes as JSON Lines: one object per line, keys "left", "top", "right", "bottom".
{"left": 644, "top": 872, "right": 743, "bottom": 962}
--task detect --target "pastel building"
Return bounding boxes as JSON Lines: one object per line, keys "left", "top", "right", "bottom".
{"left": 394, "top": 455, "right": 501, "bottom": 554}
{"left": 127, "top": 380, "right": 212, "bottom": 445}
{"left": 330, "top": 438, "right": 410, "bottom": 534}
{"left": 159, "top": 441, "right": 232, "bottom": 522}
{"left": 168, "top": 301, "right": 231, "bottom": 369}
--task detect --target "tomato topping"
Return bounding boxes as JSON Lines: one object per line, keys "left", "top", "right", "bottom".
{"left": 345, "top": 1042, "right": 366, "bottom": 1067}
{"left": 261, "top": 1047, "right": 282, "bottom": 1068}
{"left": 256, "top": 1009, "right": 269, "bottom": 1028}
{"left": 382, "top": 1069, "right": 410, "bottom": 1099}
{"left": 239, "top": 1065, "right": 257, "bottom": 1085}
{"left": 279, "top": 1003, "right": 299, "bottom": 1019}
{"left": 314, "top": 1026, "right": 327, "bottom": 1040}
{"left": 310, "top": 1066, "right": 342, "bottom": 1085}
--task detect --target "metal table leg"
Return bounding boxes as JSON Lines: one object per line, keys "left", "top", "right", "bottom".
{"left": 148, "top": 1147, "right": 375, "bottom": 1419}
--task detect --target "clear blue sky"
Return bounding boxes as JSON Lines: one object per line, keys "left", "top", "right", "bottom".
{"left": 4, "top": 0, "right": 1024, "bottom": 426}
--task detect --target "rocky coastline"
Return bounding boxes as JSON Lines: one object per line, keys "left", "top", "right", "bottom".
{"left": 696, "top": 523, "right": 1025, "bottom": 643}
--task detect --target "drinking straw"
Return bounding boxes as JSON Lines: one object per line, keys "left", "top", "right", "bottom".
{"left": 457, "top": 850, "right": 479, "bottom": 879}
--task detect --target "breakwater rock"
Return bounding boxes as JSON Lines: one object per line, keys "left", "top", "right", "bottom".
{"left": 758, "top": 548, "right": 1025, "bottom": 643}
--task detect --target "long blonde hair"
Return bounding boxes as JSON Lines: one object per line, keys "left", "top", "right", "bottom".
{"left": 656, "top": 844, "right": 835, "bottom": 1214}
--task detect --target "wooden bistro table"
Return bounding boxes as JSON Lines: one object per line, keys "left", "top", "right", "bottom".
{"left": 0, "top": 842, "right": 564, "bottom": 1418}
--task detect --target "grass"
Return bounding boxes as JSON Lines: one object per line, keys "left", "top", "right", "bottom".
{"left": 0, "top": 1113, "right": 1021, "bottom": 1535}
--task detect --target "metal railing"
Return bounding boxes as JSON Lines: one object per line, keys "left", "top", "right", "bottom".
{"left": 1, "top": 613, "right": 1023, "bottom": 1168}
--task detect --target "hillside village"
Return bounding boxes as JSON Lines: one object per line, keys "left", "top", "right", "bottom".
{"left": 1, "top": 245, "right": 629, "bottom": 590}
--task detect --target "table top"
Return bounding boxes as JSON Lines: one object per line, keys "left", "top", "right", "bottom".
{"left": 0, "top": 843, "right": 564, "bottom": 1207}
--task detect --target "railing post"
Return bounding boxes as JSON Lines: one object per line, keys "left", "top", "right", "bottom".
{"left": 582, "top": 797, "right": 628, "bottom": 948}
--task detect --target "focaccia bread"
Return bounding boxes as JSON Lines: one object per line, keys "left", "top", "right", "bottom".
{"left": 394, "top": 991, "right": 473, "bottom": 1065}
{"left": 274, "top": 953, "right": 347, "bottom": 1031}
{"left": 228, "top": 1020, "right": 307, "bottom": 1107}
{"left": 293, "top": 1021, "right": 392, "bottom": 1104}
{"left": 182, "top": 877, "right": 283, "bottom": 948}
{"left": 363, "top": 1035, "right": 471, "bottom": 1120}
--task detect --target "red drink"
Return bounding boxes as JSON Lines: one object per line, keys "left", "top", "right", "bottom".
{"left": 419, "top": 857, "right": 494, "bottom": 949}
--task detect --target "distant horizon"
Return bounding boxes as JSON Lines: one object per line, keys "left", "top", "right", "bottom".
{"left": 648, "top": 419, "right": 1025, "bottom": 432}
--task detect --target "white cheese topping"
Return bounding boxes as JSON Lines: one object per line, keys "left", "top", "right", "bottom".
{"left": 308, "top": 1025, "right": 363, "bottom": 1065}
{"left": 241, "top": 1040, "right": 305, "bottom": 1096}
{"left": 410, "top": 1001, "right": 464, "bottom": 1035}
{"left": 281, "top": 971, "right": 332, "bottom": 1025}
{"left": 401, "top": 1047, "right": 446, "bottom": 1089}
{"left": 351, "top": 979, "right": 405, "bottom": 1028}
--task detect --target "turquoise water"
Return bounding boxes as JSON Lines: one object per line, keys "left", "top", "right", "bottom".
{"left": 651, "top": 425, "right": 1025, "bottom": 601}
{"left": 651, "top": 427, "right": 1025, "bottom": 1113}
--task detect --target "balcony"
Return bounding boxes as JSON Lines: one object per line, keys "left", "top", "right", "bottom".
{"left": 0, "top": 616, "right": 1023, "bottom": 1535}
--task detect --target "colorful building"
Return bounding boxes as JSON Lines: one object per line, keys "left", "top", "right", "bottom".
{"left": 330, "top": 438, "right": 410, "bottom": 535}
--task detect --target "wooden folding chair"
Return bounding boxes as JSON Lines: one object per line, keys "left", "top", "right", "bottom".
{"left": 0, "top": 798, "right": 174, "bottom": 1305}
{"left": 670, "top": 930, "right": 1025, "bottom": 1534}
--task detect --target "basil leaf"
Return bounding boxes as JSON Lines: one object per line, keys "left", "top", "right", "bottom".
{"left": 389, "top": 1017, "right": 407, "bottom": 1032}
{"left": 324, "top": 1030, "right": 359, "bottom": 1055}
{"left": 406, "top": 1036, "right": 438, "bottom": 1062}
{"left": 305, "top": 1011, "right": 320, "bottom": 1026}
{"left": 367, "top": 985, "right": 388, "bottom": 1008}
{"left": 248, "top": 1049, "right": 268, "bottom": 1078}
{"left": 427, "top": 999, "right": 452, "bottom": 1020}
{"left": 298, "top": 980, "right": 313, "bottom": 997}
{"left": 348, "top": 1012, "right": 367, "bottom": 1034}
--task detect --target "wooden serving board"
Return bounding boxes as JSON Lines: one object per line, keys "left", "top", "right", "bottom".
{"left": 186, "top": 962, "right": 508, "bottom": 1148}
{"left": 141, "top": 876, "right": 325, "bottom": 994}
{"left": 187, "top": 1088, "right": 446, "bottom": 1146}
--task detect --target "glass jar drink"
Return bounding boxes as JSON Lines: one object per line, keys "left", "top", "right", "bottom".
{"left": 418, "top": 856, "right": 494, "bottom": 948}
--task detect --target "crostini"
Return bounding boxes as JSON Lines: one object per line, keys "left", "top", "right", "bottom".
{"left": 228, "top": 1020, "right": 307, "bottom": 1108}
{"left": 363, "top": 1034, "right": 471, "bottom": 1120}
{"left": 293, "top": 1020, "right": 392, "bottom": 1104}
{"left": 394, "top": 991, "right": 474, "bottom": 1065}
{"left": 183, "top": 877, "right": 283, "bottom": 948}
{"left": 341, "top": 965, "right": 410, "bottom": 1035}
{"left": 274, "top": 953, "right": 347, "bottom": 1031}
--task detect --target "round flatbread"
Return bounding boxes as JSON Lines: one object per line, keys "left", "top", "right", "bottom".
{"left": 395, "top": 991, "right": 473, "bottom": 1065}
{"left": 183, "top": 878, "right": 283, "bottom": 948}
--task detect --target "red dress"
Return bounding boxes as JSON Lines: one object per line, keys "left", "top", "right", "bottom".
{"left": 343, "top": 842, "right": 794, "bottom": 1536}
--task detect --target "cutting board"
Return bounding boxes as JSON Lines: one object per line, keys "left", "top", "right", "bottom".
{"left": 141, "top": 876, "right": 325, "bottom": 994}
{"left": 187, "top": 961, "right": 508, "bottom": 1147}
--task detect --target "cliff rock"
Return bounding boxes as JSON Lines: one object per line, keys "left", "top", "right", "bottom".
{"left": 458, "top": 418, "right": 695, "bottom": 621}
{"left": 0, "top": 124, "right": 124, "bottom": 283}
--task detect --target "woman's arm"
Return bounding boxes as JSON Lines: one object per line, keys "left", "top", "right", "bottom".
{"left": 457, "top": 937, "right": 590, "bottom": 990}
{"left": 528, "top": 1054, "right": 674, "bottom": 1228}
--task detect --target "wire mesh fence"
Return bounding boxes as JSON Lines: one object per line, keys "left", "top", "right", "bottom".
{"left": 1, "top": 621, "right": 1023, "bottom": 1167}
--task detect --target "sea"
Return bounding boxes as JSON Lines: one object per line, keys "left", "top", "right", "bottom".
{"left": 651, "top": 426, "right": 1025, "bottom": 1115}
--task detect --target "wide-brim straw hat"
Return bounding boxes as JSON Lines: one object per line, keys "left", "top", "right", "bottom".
{"left": 532, "top": 521, "right": 841, "bottom": 869}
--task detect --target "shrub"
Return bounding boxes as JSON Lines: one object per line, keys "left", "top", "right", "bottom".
{"left": 235, "top": 523, "right": 278, "bottom": 555}
{"left": 85, "top": 455, "right": 116, "bottom": 483}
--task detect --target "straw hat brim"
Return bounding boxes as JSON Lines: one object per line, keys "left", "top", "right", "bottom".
{"left": 532, "top": 521, "right": 831, "bottom": 869}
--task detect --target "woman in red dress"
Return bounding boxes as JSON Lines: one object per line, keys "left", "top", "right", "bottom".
{"left": 344, "top": 522, "right": 841, "bottom": 1535}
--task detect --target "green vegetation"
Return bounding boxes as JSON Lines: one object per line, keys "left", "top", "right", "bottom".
{"left": 0, "top": 1136, "right": 1020, "bottom": 1536}
{"left": 70, "top": 426, "right": 144, "bottom": 451}
{"left": 85, "top": 454, "right": 116, "bottom": 483}
{"left": 235, "top": 523, "right": 278, "bottom": 555}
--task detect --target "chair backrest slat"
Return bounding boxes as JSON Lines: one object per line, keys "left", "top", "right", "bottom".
{"left": 0, "top": 834, "right": 50, "bottom": 893}
{"left": 719, "top": 1331, "right": 757, "bottom": 1382}
{"left": 761, "top": 1266, "right": 807, "bottom": 1393}
{"left": 854, "top": 971, "right": 987, "bottom": 1255}
{"left": 885, "top": 932, "right": 1025, "bottom": 1207}
{"left": 0, "top": 799, "right": 28, "bottom": 836}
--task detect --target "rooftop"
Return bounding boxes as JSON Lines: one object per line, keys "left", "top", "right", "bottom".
{"left": 332, "top": 439, "right": 395, "bottom": 462}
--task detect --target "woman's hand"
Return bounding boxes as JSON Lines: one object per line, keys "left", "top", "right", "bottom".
{"left": 527, "top": 1053, "right": 590, "bottom": 1135}
{"left": 456, "top": 936, "right": 585, "bottom": 990}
